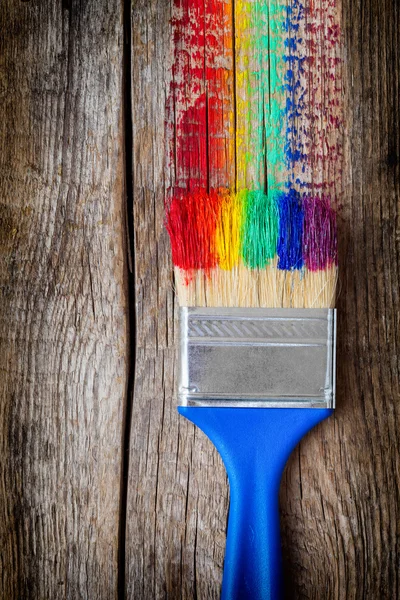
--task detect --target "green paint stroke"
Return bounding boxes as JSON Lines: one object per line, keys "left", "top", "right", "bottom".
{"left": 251, "top": 0, "right": 286, "bottom": 192}
{"left": 241, "top": 190, "right": 278, "bottom": 268}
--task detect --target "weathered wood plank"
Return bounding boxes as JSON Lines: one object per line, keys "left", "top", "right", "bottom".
{"left": 281, "top": 1, "right": 400, "bottom": 598}
{"left": 127, "top": 1, "right": 228, "bottom": 598}
{"left": 0, "top": 1, "right": 127, "bottom": 598}
{"left": 128, "top": 0, "right": 400, "bottom": 598}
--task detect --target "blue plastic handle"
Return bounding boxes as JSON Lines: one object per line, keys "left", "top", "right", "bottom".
{"left": 179, "top": 407, "right": 332, "bottom": 600}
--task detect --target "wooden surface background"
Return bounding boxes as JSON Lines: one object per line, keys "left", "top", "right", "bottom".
{"left": 0, "top": 0, "right": 399, "bottom": 599}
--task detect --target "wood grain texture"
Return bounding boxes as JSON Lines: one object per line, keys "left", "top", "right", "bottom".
{"left": 127, "top": 1, "right": 400, "bottom": 600}
{"left": 0, "top": 1, "right": 127, "bottom": 598}
{"left": 1, "top": 0, "right": 399, "bottom": 598}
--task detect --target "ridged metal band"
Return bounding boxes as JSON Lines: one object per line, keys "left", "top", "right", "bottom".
{"left": 178, "top": 307, "right": 336, "bottom": 408}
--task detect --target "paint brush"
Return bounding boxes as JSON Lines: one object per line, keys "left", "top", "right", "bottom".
{"left": 167, "top": 195, "right": 337, "bottom": 599}
{"left": 166, "top": 0, "right": 342, "bottom": 597}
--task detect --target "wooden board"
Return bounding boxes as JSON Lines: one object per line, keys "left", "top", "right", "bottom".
{"left": 127, "top": 0, "right": 400, "bottom": 599}
{"left": 1, "top": 0, "right": 399, "bottom": 598}
{"left": 0, "top": 1, "right": 127, "bottom": 598}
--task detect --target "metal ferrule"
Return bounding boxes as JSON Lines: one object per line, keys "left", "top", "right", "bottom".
{"left": 178, "top": 307, "right": 336, "bottom": 409}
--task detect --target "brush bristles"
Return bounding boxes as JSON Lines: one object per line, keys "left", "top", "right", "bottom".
{"left": 175, "top": 263, "right": 337, "bottom": 309}
{"left": 168, "top": 191, "right": 338, "bottom": 309}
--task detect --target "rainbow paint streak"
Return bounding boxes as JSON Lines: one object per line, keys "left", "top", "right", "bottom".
{"left": 166, "top": 0, "right": 342, "bottom": 284}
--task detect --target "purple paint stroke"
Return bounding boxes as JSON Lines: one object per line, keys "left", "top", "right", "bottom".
{"left": 302, "top": 196, "right": 337, "bottom": 271}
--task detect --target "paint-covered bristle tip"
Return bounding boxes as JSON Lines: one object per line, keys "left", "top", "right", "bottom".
{"left": 167, "top": 189, "right": 338, "bottom": 309}
{"left": 277, "top": 190, "right": 304, "bottom": 271}
{"left": 303, "top": 196, "right": 338, "bottom": 272}
{"left": 166, "top": 190, "right": 221, "bottom": 271}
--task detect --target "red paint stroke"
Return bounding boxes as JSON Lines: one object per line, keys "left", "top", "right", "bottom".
{"left": 170, "top": 0, "right": 207, "bottom": 192}
{"left": 168, "top": 0, "right": 235, "bottom": 195}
